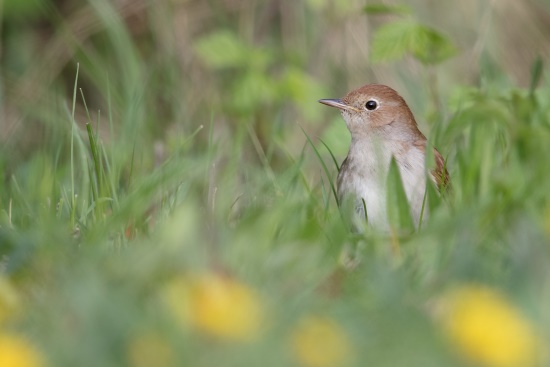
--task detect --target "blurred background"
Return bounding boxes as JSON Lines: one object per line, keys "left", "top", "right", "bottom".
{"left": 3, "top": 0, "right": 550, "bottom": 169}
{"left": 1, "top": 1, "right": 550, "bottom": 367}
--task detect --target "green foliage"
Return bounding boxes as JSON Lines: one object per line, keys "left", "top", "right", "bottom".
{"left": 194, "top": 30, "right": 254, "bottom": 69}
{"left": 320, "top": 116, "right": 350, "bottom": 161}
{"left": 1, "top": 0, "right": 45, "bottom": 18}
{"left": 1, "top": 2, "right": 550, "bottom": 367}
{"left": 529, "top": 56, "right": 544, "bottom": 95}
{"left": 371, "top": 20, "right": 456, "bottom": 65}
{"left": 302, "top": 126, "right": 339, "bottom": 206}
{"left": 386, "top": 158, "right": 415, "bottom": 232}
{"left": 365, "top": 3, "right": 456, "bottom": 65}
{"left": 194, "top": 30, "right": 324, "bottom": 120}
{"left": 363, "top": 3, "right": 411, "bottom": 15}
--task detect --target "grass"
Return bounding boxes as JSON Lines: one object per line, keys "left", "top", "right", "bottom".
{"left": 1, "top": 1, "right": 550, "bottom": 367}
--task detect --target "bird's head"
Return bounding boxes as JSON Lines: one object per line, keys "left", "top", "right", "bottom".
{"left": 319, "top": 84, "right": 422, "bottom": 141}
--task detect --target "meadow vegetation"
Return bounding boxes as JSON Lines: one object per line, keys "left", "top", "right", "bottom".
{"left": 0, "top": 1, "right": 549, "bottom": 366}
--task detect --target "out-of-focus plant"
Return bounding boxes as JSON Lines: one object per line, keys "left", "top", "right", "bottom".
{"left": 365, "top": 4, "right": 456, "bottom": 66}
{"left": 365, "top": 3, "right": 457, "bottom": 119}
{"left": 0, "top": 2, "right": 550, "bottom": 367}
{"left": 194, "top": 29, "right": 325, "bottom": 165}
{"left": 0, "top": 333, "right": 44, "bottom": 367}
{"left": 290, "top": 315, "right": 354, "bottom": 367}
{"left": 163, "top": 273, "right": 264, "bottom": 342}
{"left": 437, "top": 284, "right": 540, "bottom": 367}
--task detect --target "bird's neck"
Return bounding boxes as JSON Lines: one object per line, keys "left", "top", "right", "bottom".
{"left": 347, "top": 129, "right": 425, "bottom": 170}
{"left": 349, "top": 130, "right": 398, "bottom": 155}
{"left": 345, "top": 134, "right": 395, "bottom": 177}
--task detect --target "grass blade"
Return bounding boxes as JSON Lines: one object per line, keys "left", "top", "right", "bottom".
{"left": 300, "top": 125, "right": 339, "bottom": 206}
{"left": 70, "top": 63, "right": 80, "bottom": 228}
{"left": 319, "top": 138, "right": 341, "bottom": 172}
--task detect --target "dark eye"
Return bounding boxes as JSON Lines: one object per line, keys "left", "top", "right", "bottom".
{"left": 365, "top": 100, "right": 378, "bottom": 110}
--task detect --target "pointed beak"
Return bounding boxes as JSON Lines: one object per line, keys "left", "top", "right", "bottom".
{"left": 318, "top": 99, "right": 360, "bottom": 112}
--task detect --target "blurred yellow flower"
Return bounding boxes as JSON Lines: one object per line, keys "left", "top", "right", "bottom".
{"left": 127, "top": 332, "right": 175, "bottom": 367}
{"left": 439, "top": 284, "right": 539, "bottom": 367}
{"left": 164, "top": 274, "right": 263, "bottom": 341}
{"left": 291, "top": 315, "right": 352, "bottom": 367}
{"left": 0, "top": 334, "right": 43, "bottom": 367}
{"left": 0, "top": 277, "right": 19, "bottom": 324}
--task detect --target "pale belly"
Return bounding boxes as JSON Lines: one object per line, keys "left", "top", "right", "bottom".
{"left": 338, "top": 170, "right": 390, "bottom": 229}
{"left": 337, "top": 148, "right": 427, "bottom": 230}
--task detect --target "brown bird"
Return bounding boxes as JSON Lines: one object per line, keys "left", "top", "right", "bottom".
{"left": 319, "top": 84, "right": 448, "bottom": 229}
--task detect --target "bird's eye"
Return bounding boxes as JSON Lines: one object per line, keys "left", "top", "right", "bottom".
{"left": 365, "top": 100, "right": 378, "bottom": 111}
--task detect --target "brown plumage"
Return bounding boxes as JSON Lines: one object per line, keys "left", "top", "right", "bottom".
{"left": 320, "top": 84, "right": 449, "bottom": 229}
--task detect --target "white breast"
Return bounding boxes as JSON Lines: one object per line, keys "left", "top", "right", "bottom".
{"left": 337, "top": 137, "right": 427, "bottom": 230}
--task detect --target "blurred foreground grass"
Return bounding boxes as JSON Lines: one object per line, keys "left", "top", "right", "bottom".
{"left": 1, "top": 1, "right": 550, "bottom": 366}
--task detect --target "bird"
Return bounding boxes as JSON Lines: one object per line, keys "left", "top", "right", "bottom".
{"left": 319, "top": 84, "right": 448, "bottom": 230}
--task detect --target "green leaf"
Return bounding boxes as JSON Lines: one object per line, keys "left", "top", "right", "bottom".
{"left": 301, "top": 127, "right": 339, "bottom": 207}
{"left": 3, "top": 0, "right": 44, "bottom": 18}
{"left": 230, "top": 72, "right": 277, "bottom": 113}
{"left": 386, "top": 158, "right": 415, "bottom": 232}
{"left": 529, "top": 56, "right": 543, "bottom": 96}
{"left": 371, "top": 20, "right": 456, "bottom": 65}
{"left": 280, "top": 68, "right": 326, "bottom": 120}
{"left": 194, "top": 30, "right": 248, "bottom": 69}
{"left": 371, "top": 20, "right": 418, "bottom": 63}
{"left": 363, "top": 4, "right": 411, "bottom": 15}
{"left": 411, "top": 26, "right": 456, "bottom": 65}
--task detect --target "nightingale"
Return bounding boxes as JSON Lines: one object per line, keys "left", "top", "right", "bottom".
{"left": 319, "top": 84, "right": 448, "bottom": 229}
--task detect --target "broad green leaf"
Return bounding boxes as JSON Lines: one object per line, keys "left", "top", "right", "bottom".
{"left": 280, "top": 68, "right": 326, "bottom": 120}
{"left": 363, "top": 4, "right": 411, "bottom": 15}
{"left": 371, "top": 20, "right": 456, "bottom": 65}
{"left": 386, "top": 158, "right": 415, "bottom": 231}
{"left": 230, "top": 72, "right": 277, "bottom": 113}
{"left": 371, "top": 20, "right": 421, "bottom": 63}
{"left": 194, "top": 30, "right": 248, "bottom": 69}
{"left": 411, "top": 26, "right": 456, "bottom": 65}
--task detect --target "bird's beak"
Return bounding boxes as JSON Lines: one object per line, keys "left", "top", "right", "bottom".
{"left": 318, "top": 99, "right": 361, "bottom": 112}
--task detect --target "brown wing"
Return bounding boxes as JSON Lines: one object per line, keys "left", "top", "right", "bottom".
{"left": 413, "top": 140, "right": 450, "bottom": 192}
{"left": 432, "top": 148, "right": 450, "bottom": 191}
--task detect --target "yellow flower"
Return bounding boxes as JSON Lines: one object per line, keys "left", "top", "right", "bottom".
{"left": 290, "top": 315, "right": 352, "bottom": 367}
{"left": 439, "top": 284, "right": 539, "bottom": 367}
{"left": 0, "top": 334, "right": 43, "bottom": 367}
{"left": 126, "top": 332, "right": 175, "bottom": 367}
{"left": 164, "top": 274, "right": 263, "bottom": 341}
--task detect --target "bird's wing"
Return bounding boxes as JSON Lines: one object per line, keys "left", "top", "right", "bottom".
{"left": 413, "top": 140, "right": 450, "bottom": 192}
{"left": 432, "top": 148, "right": 450, "bottom": 191}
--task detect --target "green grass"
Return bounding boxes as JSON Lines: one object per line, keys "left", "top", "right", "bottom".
{"left": 1, "top": 1, "right": 550, "bottom": 367}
